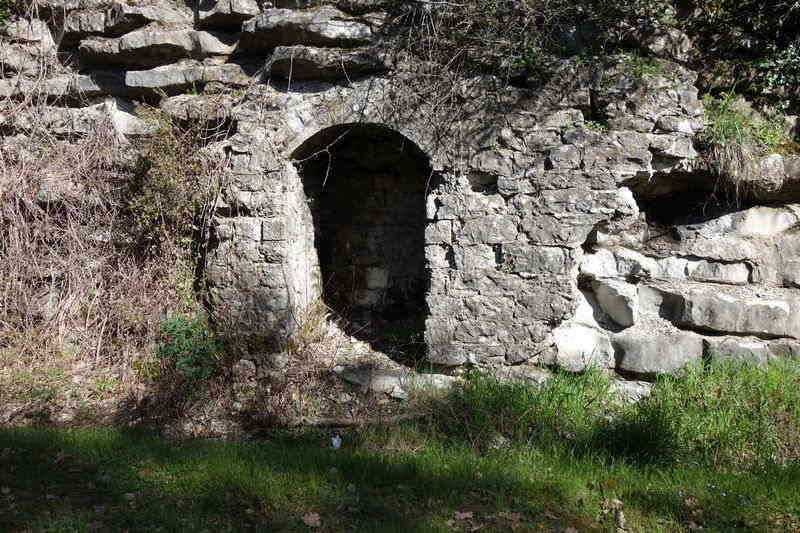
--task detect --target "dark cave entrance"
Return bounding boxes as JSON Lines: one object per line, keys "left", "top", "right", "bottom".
{"left": 291, "top": 124, "right": 432, "bottom": 363}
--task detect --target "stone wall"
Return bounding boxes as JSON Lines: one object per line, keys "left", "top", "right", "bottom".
{"left": 4, "top": 1, "right": 800, "bottom": 380}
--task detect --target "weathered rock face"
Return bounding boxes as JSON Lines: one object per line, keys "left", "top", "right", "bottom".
{"left": 4, "top": 0, "right": 800, "bottom": 382}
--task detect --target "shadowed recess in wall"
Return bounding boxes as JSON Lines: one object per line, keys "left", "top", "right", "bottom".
{"left": 291, "top": 123, "right": 434, "bottom": 364}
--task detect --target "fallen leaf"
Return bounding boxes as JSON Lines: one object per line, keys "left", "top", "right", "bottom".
{"left": 601, "top": 479, "right": 619, "bottom": 491}
{"left": 455, "top": 511, "right": 474, "bottom": 520}
{"left": 564, "top": 527, "right": 579, "bottom": 533}
{"left": 302, "top": 511, "right": 321, "bottom": 528}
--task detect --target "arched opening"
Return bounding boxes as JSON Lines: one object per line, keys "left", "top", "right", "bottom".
{"left": 291, "top": 123, "right": 432, "bottom": 362}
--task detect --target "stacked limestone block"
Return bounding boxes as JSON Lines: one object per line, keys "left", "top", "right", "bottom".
{"left": 4, "top": 1, "right": 800, "bottom": 380}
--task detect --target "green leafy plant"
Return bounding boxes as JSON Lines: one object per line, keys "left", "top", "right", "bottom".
{"left": 583, "top": 120, "right": 609, "bottom": 133}
{"left": 158, "top": 314, "right": 219, "bottom": 392}
{"left": 758, "top": 40, "right": 800, "bottom": 105}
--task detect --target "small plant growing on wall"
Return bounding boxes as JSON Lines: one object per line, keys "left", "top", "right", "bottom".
{"left": 158, "top": 314, "right": 220, "bottom": 395}
{"left": 699, "top": 91, "right": 799, "bottom": 199}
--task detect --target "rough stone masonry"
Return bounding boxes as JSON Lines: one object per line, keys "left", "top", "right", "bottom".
{"left": 4, "top": 0, "right": 800, "bottom": 382}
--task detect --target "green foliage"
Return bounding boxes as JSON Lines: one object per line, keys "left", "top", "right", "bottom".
{"left": 667, "top": 0, "right": 800, "bottom": 109}
{"left": 758, "top": 40, "right": 800, "bottom": 104}
{"left": 682, "top": 0, "right": 800, "bottom": 45}
{"left": 158, "top": 314, "right": 219, "bottom": 390}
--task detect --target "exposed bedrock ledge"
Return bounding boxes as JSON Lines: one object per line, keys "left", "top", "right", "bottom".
{"left": 0, "top": 61, "right": 256, "bottom": 101}
{"left": 59, "top": 2, "right": 193, "bottom": 46}
{"left": 673, "top": 288, "right": 800, "bottom": 340}
{"left": 624, "top": 154, "right": 800, "bottom": 203}
{"left": 197, "top": 0, "right": 261, "bottom": 30}
{"left": 581, "top": 247, "right": 753, "bottom": 287}
{"left": 267, "top": 45, "right": 386, "bottom": 81}
{"left": 704, "top": 336, "right": 800, "bottom": 365}
{"left": 613, "top": 322, "right": 704, "bottom": 377}
{"left": 239, "top": 7, "right": 374, "bottom": 53}
{"left": 79, "top": 28, "right": 239, "bottom": 69}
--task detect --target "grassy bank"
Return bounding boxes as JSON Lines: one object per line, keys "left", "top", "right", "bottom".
{"left": 1, "top": 361, "right": 799, "bottom": 532}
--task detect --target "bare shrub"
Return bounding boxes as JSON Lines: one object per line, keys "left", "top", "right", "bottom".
{"left": 0, "top": 91, "right": 229, "bottom": 398}
{"left": 381, "top": 0, "right": 674, "bottom": 79}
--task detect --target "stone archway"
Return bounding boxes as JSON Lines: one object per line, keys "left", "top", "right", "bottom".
{"left": 289, "top": 123, "right": 433, "bottom": 360}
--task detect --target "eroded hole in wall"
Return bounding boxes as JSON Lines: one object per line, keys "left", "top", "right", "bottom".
{"left": 635, "top": 191, "right": 741, "bottom": 226}
{"left": 467, "top": 172, "right": 498, "bottom": 193}
{"left": 292, "top": 124, "right": 432, "bottom": 364}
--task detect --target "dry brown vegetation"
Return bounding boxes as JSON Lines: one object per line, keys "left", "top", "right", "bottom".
{"left": 0, "top": 86, "right": 229, "bottom": 426}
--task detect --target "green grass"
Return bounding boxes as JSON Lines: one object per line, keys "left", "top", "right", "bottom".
{"left": 2, "top": 361, "right": 800, "bottom": 532}
{"left": 699, "top": 91, "right": 800, "bottom": 197}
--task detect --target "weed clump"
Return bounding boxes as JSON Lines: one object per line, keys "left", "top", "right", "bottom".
{"left": 699, "top": 91, "right": 799, "bottom": 199}
{"left": 158, "top": 314, "right": 220, "bottom": 395}
{"left": 128, "top": 106, "right": 224, "bottom": 255}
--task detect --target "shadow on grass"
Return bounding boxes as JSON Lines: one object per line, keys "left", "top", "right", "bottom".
{"left": 0, "top": 426, "right": 597, "bottom": 533}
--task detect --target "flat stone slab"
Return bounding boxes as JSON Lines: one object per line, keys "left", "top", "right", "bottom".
{"left": 240, "top": 7, "right": 373, "bottom": 53}
{"left": 80, "top": 29, "right": 238, "bottom": 68}
{"left": 269, "top": 45, "right": 385, "bottom": 81}
{"left": 613, "top": 321, "right": 703, "bottom": 376}
{"left": 677, "top": 288, "right": 800, "bottom": 339}
{"left": 334, "top": 365, "right": 457, "bottom": 399}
